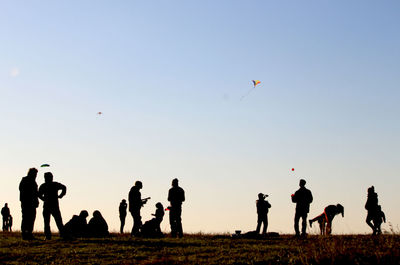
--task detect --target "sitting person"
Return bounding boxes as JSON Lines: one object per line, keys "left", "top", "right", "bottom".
{"left": 309, "top": 204, "right": 344, "bottom": 235}
{"left": 64, "top": 210, "right": 89, "bottom": 238}
{"left": 373, "top": 205, "right": 386, "bottom": 235}
{"left": 88, "top": 210, "right": 109, "bottom": 237}
{"left": 141, "top": 203, "right": 164, "bottom": 237}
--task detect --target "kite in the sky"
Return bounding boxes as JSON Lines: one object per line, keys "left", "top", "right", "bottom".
{"left": 97, "top": 112, "right": 102, "bottom": 115}
{"left": 252, "top": 80, "right": 261, "bottom": 87}
{"left": 41, "top": 164, "right": 50, "bottom": 167}
{"left": 240, "top": 80, "right": 262, "bottom": 101}
{"left": 292, "top": 168, "right": 295, "bottom": 171}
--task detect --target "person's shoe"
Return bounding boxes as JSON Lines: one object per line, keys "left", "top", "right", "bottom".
{"left": 309, "top": 220, "right": 312, "bottom": 228}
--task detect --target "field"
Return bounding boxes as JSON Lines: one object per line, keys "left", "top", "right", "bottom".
{"left": 0, "top": 232, "right": 399, "bottom": 264}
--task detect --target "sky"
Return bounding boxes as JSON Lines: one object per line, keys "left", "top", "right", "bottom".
{"left": 0, "top": 1, "right": 399, "bottom": 235}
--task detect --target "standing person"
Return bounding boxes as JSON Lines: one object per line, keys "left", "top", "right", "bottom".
{"left": 168, "top": 178, "right": 185, "bottom": 238}
{"left": 309, "top": 204, "right": 344, "bottom": 235}
{"left": 128, "top": 181, "right": 149, "bottom": 236}
{"left": 38, "top": 172, "right": 67, "bottom": 240}
{"left": 119, "top": 199, "right": 128, "bottom": 233}
{"left": 373, "top": 205, "right": 386, "bottom": 235}
{"left": 19, "top": 168, "right": 39, "bottom": 240}
{"left": 1, "top": 203, "right": 10, "bottom": 231}
{"left": 291, "top": 179, "right": 313, "bottom": 237}
{"left": 365, "top": 186, "right": 379, "bottom": 234}
{"left": 256, "top": 193, "right": 271, "bottom": 235}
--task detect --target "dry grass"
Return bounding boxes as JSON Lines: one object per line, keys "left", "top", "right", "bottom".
{"left": 0, "top": 232, "right": 399, "bottom": 264}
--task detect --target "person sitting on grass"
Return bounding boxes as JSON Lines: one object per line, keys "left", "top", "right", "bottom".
{"left": 64, "top": 210, "right": 89, "bottom": 238}
{"left": 141, "top": 202, "right": 165, "bottom": 237}
{"left": 88, "top": 210, "right": 109, "bottom": 237}
{"left": 309, "top": 204, "right": 344, "bottom": 235}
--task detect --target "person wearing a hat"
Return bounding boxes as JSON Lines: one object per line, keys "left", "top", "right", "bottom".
{"left": 256, "top": 193, "right": 271, "bottom": 235}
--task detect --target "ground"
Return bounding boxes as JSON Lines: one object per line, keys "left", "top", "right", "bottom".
{"left": 0, "top": 232, "right": 399, "bottom": 264}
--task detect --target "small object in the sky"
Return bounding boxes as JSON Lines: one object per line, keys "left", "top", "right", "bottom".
{"left": 97, "top": 112, "right": 102, "bottom": 115}
{"left": 41, "top": 164, "right": 50, "bottom": 167}
{"left": 292, "top": 168, "right": 295, "bottom": 171}
{"left": 252, "top": 80, "right": 261, "bottom": 87}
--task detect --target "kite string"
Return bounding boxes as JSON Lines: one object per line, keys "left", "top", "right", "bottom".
{"left": 240, "top": 86, "right": 256, "bottom": 101}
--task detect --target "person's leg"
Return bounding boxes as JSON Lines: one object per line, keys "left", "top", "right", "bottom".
{"left": 256, "top": 216, "right": 262, "bottom": 234}
{"left": 169, "top": 208, "right": 177, "bottom": 237}
{"left": 120, "top": 215, "right": 126, "bottom": 233}
{"left": 175, "top": 207, "right": 183, "bottom": 238}
{"left": 132, "top": 209, "right": 142, "bottom": 236}
{"left": 43, "top": 208, "right": 51, "bottom": 239}
{"left": 262, "top": 215, "right": 268, "bottom": 235}
{"left": 294, "top": 211, "right": 300, "bottom": 236}
{"left": 366, "top": 213, "right": 375, "bottom": 234}
{"left": 52, "top": 207, "right": 65, "bottom": 237}
{"left": 301, "top": 213, "right": 308, "bottom": 235}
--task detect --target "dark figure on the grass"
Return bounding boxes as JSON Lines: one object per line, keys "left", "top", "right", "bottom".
{"left": 38, "top": 172, "right": 67, "bottom": 239}
{"left": 256, "top": 193, "right": 271, "bottom": 235}
{"left": 141, "top": 202, "right": 165, "bottom": 237}
{"left": 88, "top": 210, "right": 109, "bottom": 237}
{"left": 373, "top": 205, "right": 386, "bottom": 235}
{"left": 64, "top": 210, "right": 89, "bottom": 238}
{"left": 365, "top": 186, "right": 379, "bottom": 234}
{"left": 19, "top": 167, "right": 39, "bottom": 240}
{"left": 129, "top": 181, "right": 149, "bottom": 236}
{"left": 168, "top": 178, "right": 185, "bottom": 238}
{"left": 309, "top": 204, "right": 344, "bottom": 235}
{"left": 291, "top": 179, "right": 313, "bottom": 237}
{"left": 1, "top": 203, "right": 10, "bottom": 231}
{"left": 119, "top": 199, "right": 127, "bottom": 233}
{"left": 7, "top": 215, "right": 13, "bottom": 232}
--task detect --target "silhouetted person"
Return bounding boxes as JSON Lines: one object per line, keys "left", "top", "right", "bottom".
{"left": 64, "top": 210, "right": 89, "bottom": 238}
{"left": 7, "top": 215, "right": 13, "bottom": 232}
{"left": 291, "top": 179, "right": 313, "bottom": 237}
{"left": 129, "top": 181, "right": 149, "bottom": 236}
{"left": 141, "top": 202, "right": 165, "bottom": 237}
{"left": 119, "top": 199, "right": 127, "bottom": 233}
{"left": 88, "top": 210, "right": 109, "bottom": 237}
{"left": 309, "top": 204, "right": 344, "bottom": 235}
{"left": 365, "top": 186, "right": 379, "bottom": 234}
{"left": 19, "top": 167, "right": 39, "bottom": 240}
{"left": 1, "top": 203, "right": 10, "bottom": 231}
{"left": 38, "top": 172, "right": 66, "bottom": 239}
{"left": 168, "top": 178, "right": 185, "bottom": 238}
{"left": 256, "top": 193, "right": 271, "bottom": 235}
{"left": 373, "top": 205, "right": 386, "bottom": 235}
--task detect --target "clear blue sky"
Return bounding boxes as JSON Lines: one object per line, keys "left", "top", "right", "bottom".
{"left": 1, "top": 1, "right": 399, "bottom": 234}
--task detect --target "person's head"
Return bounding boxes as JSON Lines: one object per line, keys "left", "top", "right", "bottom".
{"left": 299, "top": 179, "right": 306, "bottom": 187}
{"left": 156, "top": 202, "right": 163, "bottom": 209}
{"left": 337, "top": 204, "right": 344, "bottom": 217}
{"left": 172, "top": 178, "right": 179, "bottom": 187}
{"left": 258, "top": 193, "right": 265, "bottom": 200}
{"left": 368, "top": 186, "right": 375, "bottom": 194}
{"left": 122, "top": 199, "right": 126, "bottom": 203}
{"left": 79, "top": 210, "right": 89, "bottom": 219}
{"left": 27, "top": 168, "right": 38, "bottom": 178}
{"left": 93, "top": 210, "right": 102, "bottom": 219}
{"left": 377, "top": 205, "right": 382, "bottom": 211}
{"left": 44, "top": 172, "right": 53, "bottom": 183}
{"left": 135, "top": 181, "right": 143, "bottom": 189}
{"left": 4, "top": 203, "right": 8, "bottom": 207}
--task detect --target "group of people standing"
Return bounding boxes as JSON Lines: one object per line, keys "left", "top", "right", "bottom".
{"left": 13, "top": 167, "right": 387, "bottom": 239}
{"left": 119, "top": 178, "right": 185, "bottom": 238}
{"left": 18, "top": 167, "right": 186, "bottom": 240}
{"left": 255, "top": 179, "right": 386, "bottom": 236}
{"left": 1, "top": 203, "right": 12, "bottom": 231}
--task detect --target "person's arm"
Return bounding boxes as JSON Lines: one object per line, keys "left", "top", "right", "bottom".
{"left": 38, "top": 185, "right": 45, "bottom": 201}
{"left": 382, "top": 212, "right": 386, "bottom": 223}
{"left": 181, "top": 189, "right": 185, "bottom": 202}
{"left": 58, "top": 183, "right": 67, "bottom": 198}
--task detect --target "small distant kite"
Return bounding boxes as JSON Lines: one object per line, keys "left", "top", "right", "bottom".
{"left": 292, "top": 168, "right": 295, "bottom": 171}
{"left": 97, "top": 112, "right": 102, "bottom": 115}
{"left": 240, "top": 80, "right": 261, "bottom": 101}
{"left": 41, "top": 164, "right": 50, "bottom": 167}
{"left": 252, "top": 80, "right": 261, "bottom": 87}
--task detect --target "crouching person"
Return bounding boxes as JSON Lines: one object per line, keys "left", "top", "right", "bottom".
{"left": 141, "top": 203, "right": 165, "bottom": 237}
{"left": 88, "top": 210, "right": 109, "bottom": 237}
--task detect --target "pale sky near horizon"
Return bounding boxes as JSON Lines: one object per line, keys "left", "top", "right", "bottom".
{"left": 1, "top": 1, "right": 399, "bottom": 235}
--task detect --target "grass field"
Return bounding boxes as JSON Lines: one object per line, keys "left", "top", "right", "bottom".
{"left": 0, "top": 232, "right": 399, "bottom": 264}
